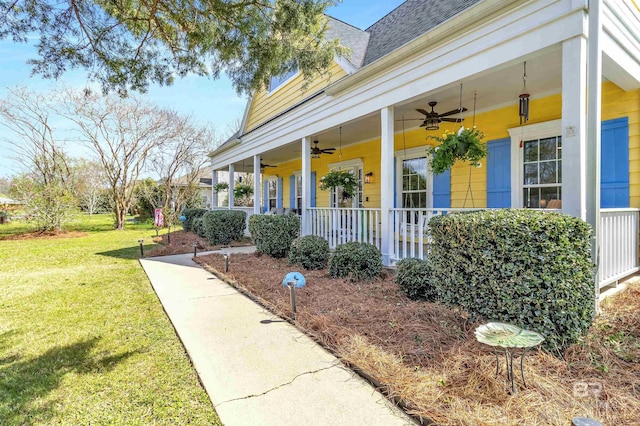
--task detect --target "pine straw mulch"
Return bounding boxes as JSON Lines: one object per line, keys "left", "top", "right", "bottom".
{"left": 145, "top": 230, "right": 253, "bottom": 257}
{"left": 195, "top": 252, "right": 640, "bottom": 426}
{"left": 0, "top": 230, "right": 88, "bottom": 241}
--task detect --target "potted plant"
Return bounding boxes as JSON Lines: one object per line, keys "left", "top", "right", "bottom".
{"left": 319, "top": 169, "right": 357, "bottom": 199}
{"left": 426, "top": 126, "right": 487, "bottom": 174}
{"left": 233, "top": 183, "right": 253, "bottom": 199}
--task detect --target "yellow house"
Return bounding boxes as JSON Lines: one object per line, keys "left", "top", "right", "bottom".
{"left": 209, "top": 0, "right": 640, "bottom": 290}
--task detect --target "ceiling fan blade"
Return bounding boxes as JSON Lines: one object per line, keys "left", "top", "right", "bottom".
{"left": 396, "top": 118, "right": 424, "bottom": 121}
{"left": 322, "top": 147, "right": 336, "bottom": 151}
{"left": 322, "top": 151, "right": 334, "bottom": 154}
{"left": 419, "top": 122, "right": 427, "bottom": 127}
{"left": 416, "top": 109, "right": 430, "bottom": 116}
{"left": 439, "top": 107, "right": 468, "bottom": 117}
{"left": 440, "top": 118, "right": 464, "bottom": 123}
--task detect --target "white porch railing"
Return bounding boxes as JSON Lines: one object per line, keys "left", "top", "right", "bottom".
{"left": 211, "top": 206, "right": 255, "bottom": 236}
{"left": 390, "top": 208, "right": 481, "bottom": 261}
{"left": 600, "top": 208, "right": 640, "bottom": 288}
{"left": 309, "top": 208, "right": 381, "bottom": 249}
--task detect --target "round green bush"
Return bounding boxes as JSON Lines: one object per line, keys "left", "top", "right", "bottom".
{"left": 248, "top": 214, "right": 300, "bottom": 259}
{"left": 394, "top": 258, "right": 437, "bottom": 301}
{"left": 202, "top": 210, "right": 246, "bottom": 245}
{"left": 182, "top": 208, "right": 208, "bottom": 232}
{"left": 289, "top": 235, "right": 330, "bottom": 270}
{"left": 192, "top": 217, "right": 205, "bottom": 238}
{"left": 328, "top": 242, "right": 382, "bottom": 282}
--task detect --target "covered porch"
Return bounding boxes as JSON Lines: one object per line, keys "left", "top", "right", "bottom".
{"left": 210, "top": 1, "right": 640, "bottom": 291}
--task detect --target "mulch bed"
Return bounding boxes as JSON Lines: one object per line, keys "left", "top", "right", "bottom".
{"left": 0, "top": 230, "right": 88, "bottom": 241}
{"left": 145, "top": 230, "right": 253, "bottom": 257}
{"left": 195, "top": 252, "right": 640, "bottom": 426}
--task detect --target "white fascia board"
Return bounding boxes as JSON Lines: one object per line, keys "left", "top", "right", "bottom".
{"left": 211, "top": 1, "right": 586, "bottom": 168}
{"left": 239, "top": 94, "right": 253, "bottom": 134}
{"left": 334, "top": 55, "right": 358, "bottom": 75}
{"left": 601, "top": 1, "right": 640, "bottom": 90}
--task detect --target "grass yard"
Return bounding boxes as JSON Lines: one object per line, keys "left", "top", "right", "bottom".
{"left": 0, "top": 215, "right": 220, "bottom": 425}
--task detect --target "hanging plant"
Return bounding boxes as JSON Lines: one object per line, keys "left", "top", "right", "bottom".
{"left": 426, "top": 126, "right": 487, "bottom": 175}
{"left": 319, "top": 170, "right": 357, "bottom": 198}
{"left": 213, "top": 182, "right": 228, "bottom": 193}
{"left": 233, "top": 183, "right": 253, "bottom": 199}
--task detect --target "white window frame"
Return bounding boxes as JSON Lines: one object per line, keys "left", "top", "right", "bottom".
{"left": 268, "top": 69, "right": 299, "bottom": 95}
{"left": 264, "top": 176, "right": 279, "bottom": 210}
{"left": 394, "top": 146, "right": 433, "bottom": 209}
{"left": 293, "top": 171, "right": 302, "bottom": 210}
{"left": 327, "top": 158, "right": 364, "bottom": 208}
{"left": 507, "top": 119, "right": 562, "bottom": 208}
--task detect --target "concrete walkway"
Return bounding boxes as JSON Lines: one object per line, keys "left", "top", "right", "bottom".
{"left": 140, "top": 252, "right": 414, "bottom": 426}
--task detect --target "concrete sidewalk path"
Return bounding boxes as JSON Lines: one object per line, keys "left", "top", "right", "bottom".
{"left": 140, "top": 253, "right": 414, "bottom": 426}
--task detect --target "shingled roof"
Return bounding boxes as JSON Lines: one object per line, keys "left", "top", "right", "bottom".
{"left": 362, "top": 0, "right": 483, "bottom": 66}
{"left": 326, "top": 16, "right": 370, "bottom": 69}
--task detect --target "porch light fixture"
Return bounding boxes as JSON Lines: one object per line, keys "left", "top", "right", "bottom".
{"left": 364, "top": 172, "right": 374, "bottom": 184}
{"left": 519, "top": 61, "right": 530, "bottom": 125}
{"left": 312, "top": 139, "right": 321, "bottom": 159}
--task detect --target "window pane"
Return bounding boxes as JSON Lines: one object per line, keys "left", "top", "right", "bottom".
{"left": 558, "top": 160, "right": 562, "bottom": 183}
{"left": 524, "top": 163, "right": 538, "bottom": 185}
{"left": 539, "top": 137, "right": 557, "bottom": 161}
{"left": 524, "top": 140, "right": 538, "bottom": 162}
{"left": 523, "top": 187, "right": 540, "bottom": 208}
{"left": 403, "top": 175, "right": 410, "bottom": 191}
{"left": 539, "top": 161, "right": 557, "bottom": 184}
{"left": 541, "top": 186, "right": 561, "bottom": 206}
{"left": 268, "top": 181, "right": 277, "bottom": 198}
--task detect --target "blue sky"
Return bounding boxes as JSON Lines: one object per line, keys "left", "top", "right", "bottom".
{"left": 0, "top": 0, "right": 405, "bottom": 178}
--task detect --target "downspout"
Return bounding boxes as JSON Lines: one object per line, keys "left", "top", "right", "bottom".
{"left": 586, "top": 0, "right": 602, "bottom": 312}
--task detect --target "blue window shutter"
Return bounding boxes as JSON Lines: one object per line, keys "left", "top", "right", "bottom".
{"left": 486, "top": 138, "right": 511, "bottom": 208}
{"left": 310, "top": 172, "right": 317, "bottom": 208}
{"left": 432, "top": 169, "right": 451, "bottom": 208}
{"left": 277, "top": 177, "right": 283, "bottom": 208}
{"left": 289, "top": 175, "right": 296, "bottom": 208}
{"left": 263, "top": 180, "right": 269, "bottom": 213}
{"left": 601, "top": 117, "right": 629, "bottom": 208}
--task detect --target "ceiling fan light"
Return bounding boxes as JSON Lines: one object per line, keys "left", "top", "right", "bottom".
{"left": 424, "top": 117, "right": 440, "bottom": 130}
{"left": 311, "top": 153, "right": 321, "bottom": 159}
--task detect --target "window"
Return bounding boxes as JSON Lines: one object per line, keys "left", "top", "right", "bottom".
{"left": 508, "top": 120, "right": 563, "bottom": 208}
{"left": 295, "top": 175, "right": 302, "bottom": 210}
{"left": 267, "top": 179, "right": 277, "bottom": 210}
{"left": 401, "top": 157, "right": 428, "bottom": 208}
{"left": 269, "top": 69, "right": 298, "bottom": 92}
{"left": 522, "top": 136, "right": 562, "bottom": 208}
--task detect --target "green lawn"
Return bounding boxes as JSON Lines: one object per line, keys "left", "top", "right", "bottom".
{"left": 0, "top": 215, "right": 221, "bottom": 425}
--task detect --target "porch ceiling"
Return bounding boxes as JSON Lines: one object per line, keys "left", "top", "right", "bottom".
{"left": 232, "top": 46, "right": 566, "bottom": 171}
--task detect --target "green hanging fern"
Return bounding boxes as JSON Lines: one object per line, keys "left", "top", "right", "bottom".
{"left": 319, "top": 170, "right": 358, "bottom": 198}
{"left": 426, "top": 126, "right": 487, "bottom": 175}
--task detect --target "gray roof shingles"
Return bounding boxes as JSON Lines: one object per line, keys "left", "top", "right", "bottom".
{"left": 362, "top": 0, "right": 483, "bottom": 66}
{"left": 326, "top": 16, "right": 370, "bottom": 69}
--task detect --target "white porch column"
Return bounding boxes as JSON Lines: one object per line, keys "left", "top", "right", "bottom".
{"left": 380, "top": 106, "right": 395, "bottom": 266}
{"left": 211, "top": 169, "right": 218, "bottom": 209}
{"left": 302, "top": 136, "right": 311, "bottom": 235}
{"left": 587, "top": 0, "right": 602, "bottom": 304}
{"left": 228, "top": 164, "right": 235, "bottom": 208}
{"left": 253, "top": 155, "right": 262, "bottom": 214}
{"left": 561, "top": 36, "right": 588, "bottom": 220}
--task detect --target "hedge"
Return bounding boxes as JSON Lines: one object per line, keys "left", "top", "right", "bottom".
{"left": 182, "top": 208, "right": 208, "bottom": 232}
{"left": 192, "top": 217, "right": 206, "bottom": 238}
{"left": 248, "top": 214, "right": 300, "bottom": 258}
{"left": 201, "top": 210, "right": 246, "bottom": 245}
{"left": 328, "top": 242, "right": 382, "bottom": 282}
{"left": 428, "top": 209, "right": 594, "bottom": 351}
{"left": 289, "top": 235, "right": 330, "bottom": 270}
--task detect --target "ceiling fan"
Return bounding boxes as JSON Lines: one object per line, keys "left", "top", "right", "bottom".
{"left": 311, "top": 140, "right": 335, "bottom": 158}
{"left": 399, "top": 101, "right": 467, "bottom": 130}
{"left": 260, "top": 160, "right": 276, "bottom": 170}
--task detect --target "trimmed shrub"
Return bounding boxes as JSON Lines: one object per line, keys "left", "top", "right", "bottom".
{"left": 394, "top": 258, "right": 437, "bottom": 301}
{"left": 428, "top": 209, "right": 595, "bottom": 351}
{"left": 192, "top": 217, "right": 206, "bottom": 238}
{"left": 182, "top": 208, "right": 208, "bottom": 232}
{"left": 201, "top": 210, "right": 246, "bottom": 245}
{"left": 328, "top": 242, "right": 382, "bottom": 282}
{"left": 289, "top": 235, "right": 330, "bottom": 270}
{"left": 249, "top": 214, "right": 300, "bottom": 258}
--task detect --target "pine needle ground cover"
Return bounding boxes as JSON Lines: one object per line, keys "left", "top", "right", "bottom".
{"left": 0, "top": 215, "right": 220, "bottom": 425}
{"left": 197, "top": 252, "right": 640, "bottom": 426}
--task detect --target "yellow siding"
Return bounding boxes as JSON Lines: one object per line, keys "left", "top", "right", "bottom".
{"left": 265, "top": 82, "right": 640, "bottom": 209}
{"left": 245, "top": 62, "right": 347, "bottom": 131}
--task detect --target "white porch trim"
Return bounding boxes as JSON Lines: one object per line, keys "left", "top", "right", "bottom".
{"left": 302, "top": 136, "right": 311, "bottom": 234}
{"left": 380, "top": 106, "right": 395, "bottom": 266}
{"left": 253, "top": 155, "right": 261, "bottom": 215}
{"left": 228, "top": 164, "right": 235, "bottom": 208}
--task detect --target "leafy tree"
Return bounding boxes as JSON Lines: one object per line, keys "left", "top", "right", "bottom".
{"left": 1, "top": 0, "right": 343, "bottom": 94}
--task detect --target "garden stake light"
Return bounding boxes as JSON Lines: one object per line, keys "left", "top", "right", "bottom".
{"left": 193, "top": 241, "right": 198, "bottom": 257}
{"left": 167, "top": 225, "right": 171, "bottom": 244}
{"left": 223, "top": 253, "right": 229, "bottom": 272}
{"left": 281, "top": 272, "right": 306, "bottom": 321}
{"left": 286, "top": 281, "right": 297, "bottom": 320}
{"left": 138, "top": 239, "right": 144, "bottom": 257}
